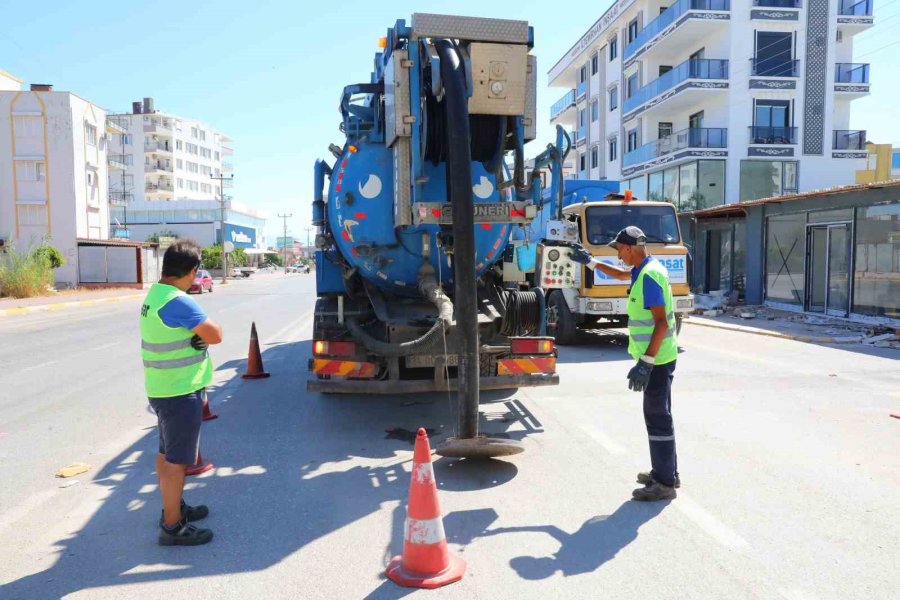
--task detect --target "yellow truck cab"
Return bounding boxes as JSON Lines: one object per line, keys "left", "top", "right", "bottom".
{"left": 543, "top": 194, "right": 694, "bottom": 343}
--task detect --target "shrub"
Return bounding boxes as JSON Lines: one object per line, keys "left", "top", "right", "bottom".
{"left": 201, "top": 245, "right": 222, "bottom": 270}
{"left": 0, "top": 244, "right": 54, "bottom": 298}
{"left": 31, "top": 244, "right": 66, "bottom": 269}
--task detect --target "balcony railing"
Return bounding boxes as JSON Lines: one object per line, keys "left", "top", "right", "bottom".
{"left": 145, "top": 141, "right": 173, "bottom": 153}
{"left": 108, "top": 191, "right": 134, "bottom": 205}
{"left": 624, "top": 58, "right": 728, "bottom": 115}
{"left": 145, "top": 162, "right": 173, "bottom": 173}
{"left": 106, "top": 118, "right": 128, "bottom": 134}
{"left": 835, "top": 63, "right": 870, "bottom": 83}
{"left": 751, "top": 58, "right": 799, "bottom": 77}
{"left": 146, "top": 183, "right": 174, "bottom": 192}
{"left": 222, "top": 161, "right": 234, "bottom": 170}
{"left": 551, "top": 89, "right": 576, "bottom": 120}
{"left": 753, "top": 0, "right": 801, "bottom": 6}
{"left": 575, "top": 126, "right": 586, "bottom": 143}
{"left": 839, "top": 0, "right": 872, "bottom": 16}
{"left": 108, "top": 154, "right": 131, "bottom": 168}
{"left": 624, "top": 127, "right": 727, "bottom": 167}
{"left": 625, "top": 0, "right": 731, "bottom": 59}
{"left": 576, "top": 80, "right": 587, "bottom": 99}
{"left": 749, "top": 126, "right": 797, "bottom": 144}
{"left": 833, "top": 130, "right": 866, "bottom": 150}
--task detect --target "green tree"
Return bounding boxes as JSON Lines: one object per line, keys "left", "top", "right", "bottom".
{"left": 146, "top": 230, "right": 178, "bottom": 244}
{"left": 231, "top": 247, "right": 248, "bottom": 267}
{"left": 201, "top": 245, "right": 222, "bottom": 269}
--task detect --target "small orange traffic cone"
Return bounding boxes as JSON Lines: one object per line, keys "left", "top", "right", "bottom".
{"left": 241, "top": 322, "right": 270, "bottom": 379}
{"left": 386, "top": 428, "right": 466, "bottom": 589}
{"left": 185, "top": 449, "right": 214, "bottom": 476}
{"left": 201, "top": 388, "right": 218, "bottom": 421}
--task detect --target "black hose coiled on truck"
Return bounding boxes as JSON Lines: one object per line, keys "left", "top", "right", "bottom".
{"left": 500, "top": 290, "right": 542, "bottom": 337}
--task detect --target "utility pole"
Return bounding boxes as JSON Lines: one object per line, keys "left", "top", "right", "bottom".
{"left": 304, "top": 227, "right": 313, "bottom": 253}
{"left": 210, "top": 173, "right": 234, "bottom": 284}
{"left": 278, "top": 213, "right": 292, "bottom": 274}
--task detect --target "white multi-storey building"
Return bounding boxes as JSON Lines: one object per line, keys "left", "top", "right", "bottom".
{"left": 106, "top": 98, "right": 234, "bottom": 214}
{"left": 548, "top": 0, "right": 874, "bottom": 209}
{"left": 0, "top": 81, "right": 111, "bottom": 285}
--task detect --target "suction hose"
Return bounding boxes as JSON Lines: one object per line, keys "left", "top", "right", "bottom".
{"left": 435, "top": 39, "right": 480, "bottom": 439}
{"left": 345, "top": 263, "right": 453, "bottom": 357}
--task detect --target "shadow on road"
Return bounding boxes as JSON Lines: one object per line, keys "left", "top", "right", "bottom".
{"left": 1, "top": 337, "right": 545, "bottom": 599}
{"left": 483, "top": 500, "right": 669, "bottom": 579}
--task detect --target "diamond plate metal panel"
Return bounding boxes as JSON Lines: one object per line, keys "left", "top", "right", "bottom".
{"left": 803, "top": 0, "right": 829, "bottom": 155}
{"left": 411, "top": 13, "right": 529, "bottom": 43}
{"left": 524, "top": 55, "right": 537, "bottom": 141}
{"left": 385, "top": 50, "right": 410, "bottom": 148}
{"left": 393, "top": 138, "right": 412, "bottom": 227}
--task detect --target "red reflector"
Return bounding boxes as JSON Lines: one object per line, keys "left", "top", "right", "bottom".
{"left": 510, "top": 337, "right": 554, "bottom": 355}
{"left": 313, "top": 340, "right": 356, "bottom": 357}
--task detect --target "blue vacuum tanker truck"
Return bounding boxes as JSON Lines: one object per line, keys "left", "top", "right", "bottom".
{"left": 308, "top": 14, "right": 569, "bottom": 456}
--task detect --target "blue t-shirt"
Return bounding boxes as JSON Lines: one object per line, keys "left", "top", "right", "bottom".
{"left": 630, "top": 256, "right": 666, "bottom": 309}
{"left": 159, "top": 294, "right": 207, "bottom": 331}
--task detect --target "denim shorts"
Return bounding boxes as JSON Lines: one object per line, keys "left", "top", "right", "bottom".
{"left": 148, "top": 389, "right": 203, "bottom": 465}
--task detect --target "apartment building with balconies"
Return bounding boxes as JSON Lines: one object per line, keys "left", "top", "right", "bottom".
{"left": 548, "top": 0, "right": 873, "bottom": 210}
{"left": 0, "top": 80, "right": 111, "bottom": 286}
{"left": 106, "top": 98, "right": 234, "bottom": 224}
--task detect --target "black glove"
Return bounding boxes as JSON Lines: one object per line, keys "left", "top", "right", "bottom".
{"left": 627, "top": 358, "right": 654, "bottom": 392}
{"left": 190, "top": 334, "right": 208, "bottom": 352}
{"left": 567, "top": 243, "right": 593, "bottom": 265}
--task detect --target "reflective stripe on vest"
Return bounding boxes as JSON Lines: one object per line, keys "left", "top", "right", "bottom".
{"left": 626, "top": 258, "right": 678, "bottom": 365}
{"left": 141, "top": 339, "right": 195, "bottom": 353}
{"left": 143, "top": 352, "right": 208, "bottom": 370}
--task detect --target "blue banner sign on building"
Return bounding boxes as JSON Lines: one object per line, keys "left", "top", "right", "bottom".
{"left": 224, "top": 223, "right": 257, "bottom": 248}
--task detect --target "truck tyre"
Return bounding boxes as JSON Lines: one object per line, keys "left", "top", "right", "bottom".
{"left": 547, "top": 291, "right": 577, "bottom": 345}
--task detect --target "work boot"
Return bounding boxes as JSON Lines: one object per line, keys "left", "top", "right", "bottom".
{"left": 632, "top": 482, "right": 677, "bottom": 502}
{"left": 637, "top": 471, "right": 680, "bottom": 488}
{"left": 158, "top": 499, "right": 209, "bottom": 527}
{"left": 158, "top": 518, "right": 213, "bottom": 546}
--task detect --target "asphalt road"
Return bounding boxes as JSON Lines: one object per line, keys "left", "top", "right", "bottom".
{"left": 1, "top": 273, "right": 897, "bottom": 599}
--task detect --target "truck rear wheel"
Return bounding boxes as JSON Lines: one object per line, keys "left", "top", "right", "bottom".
{"left": 547, "top": 291, "right": 577, "bottom": 345}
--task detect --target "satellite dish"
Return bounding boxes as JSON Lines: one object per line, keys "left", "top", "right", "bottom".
{"left": 224, "top": 241, "right": 235, "bottom": 253}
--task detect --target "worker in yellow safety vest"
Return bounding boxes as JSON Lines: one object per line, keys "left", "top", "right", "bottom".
{"left": 569, "top": 226, "right": 680, "bottom": 502}
{"left": 141, "top": 239, "right": 223, "bottom": 545}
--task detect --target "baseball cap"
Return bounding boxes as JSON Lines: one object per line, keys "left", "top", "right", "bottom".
{"left": 607, "top": 226, "right": 647, "bottom": 249}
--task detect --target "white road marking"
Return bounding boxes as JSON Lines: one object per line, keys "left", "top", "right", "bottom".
{"left": 21, "top": 360, "right": 58, "bottom": 372}
{"left": 674, "top": 493, "right": 750, "bottom": 549}
{"left": 579, "top": 424, "right": 627, "bottom": 455}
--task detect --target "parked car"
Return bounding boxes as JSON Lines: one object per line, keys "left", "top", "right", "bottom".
{"left": 189, "top": 269, "right": 214, "bottom": 293}
{"left": 230, "top": 267, "right": 244, "bottom": 278}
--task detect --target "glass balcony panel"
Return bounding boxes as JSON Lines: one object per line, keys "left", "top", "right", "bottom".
{"left": 833, "top": 130, "right": 866, "bottom": 150}
{"left": 835, "top": 63, "right": 870, "bottom": 83}
{"left": 749, "top": 126, "right": 798, "bottom": 144}
{"left": 625, "top": 0, "right": 731, "bottom": 59}
{"left": 839, "top": 0, "right": 872, "bottom": 16}
{"left": 623, "top": 58, "right": 728, "bottom": 114}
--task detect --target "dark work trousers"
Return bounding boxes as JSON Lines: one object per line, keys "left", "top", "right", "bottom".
{"left": 643, "top": 360, "right": 678, "bottom": 487}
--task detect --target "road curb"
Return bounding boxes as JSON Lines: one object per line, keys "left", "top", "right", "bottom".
{"left": 685, "top": 317, "right": 865, "bottom": 345}
{"left": 0, "top": 293, "right": 145, "bottom": 318}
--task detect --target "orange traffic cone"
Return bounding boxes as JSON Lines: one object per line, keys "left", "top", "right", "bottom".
{"left": 241, "top": 322, "right": 270, "bottom": 379}
{"left": 201, "top": 388, "right": 218, "bottom": 421}
{"left": 385, "top": 428, "right": 466, "bottom": 589}
{"left": 185, "top": 449, "right": 214, "bottom": 476}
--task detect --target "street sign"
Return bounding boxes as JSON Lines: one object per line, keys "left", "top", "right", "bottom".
{"left": 224, "top": 241, "right": 235, "bottom": 253}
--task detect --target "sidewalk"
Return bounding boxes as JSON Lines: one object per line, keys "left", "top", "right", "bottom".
{"left": 686, "top": 310, "right": 899, "bottom": 347}
{"left": 0, "top": 287, "right": 146, "bottom": 318}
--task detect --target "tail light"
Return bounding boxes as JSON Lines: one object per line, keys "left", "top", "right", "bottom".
{"left": 510, "top": 337, "right": 554, "bottom": 355}
{"left": 313, "top": 340, "right": 356, "bottom": 357}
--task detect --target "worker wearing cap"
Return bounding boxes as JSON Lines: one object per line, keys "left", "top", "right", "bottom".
{"left": 569, "top": 226, "right": 680, "bottom": 502}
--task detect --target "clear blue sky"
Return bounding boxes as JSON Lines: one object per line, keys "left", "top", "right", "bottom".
{"left": 2, "top": 0, "right": 898, "bottom": 242}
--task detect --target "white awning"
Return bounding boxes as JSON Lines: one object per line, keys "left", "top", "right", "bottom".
{"left": 242, "top": 248, "right": 279, "bottom": 255}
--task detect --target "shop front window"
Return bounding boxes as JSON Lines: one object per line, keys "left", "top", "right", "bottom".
{"left": 662, "top": 167, "right": 678, "bottom": 203}
{"left": 740, "top": 160, "right": 799, "bottom": 201}
{"left": 765, "top": 213, "right": 805, "bottom": 305}
{"left": 678, "top": 162, "right": 698, "bottom": 211}
{"left": 853, "top": 202, "right": 900, "bottom": 318}
{"left": 697, "top": 161, "right": 725, "bottom": 209}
